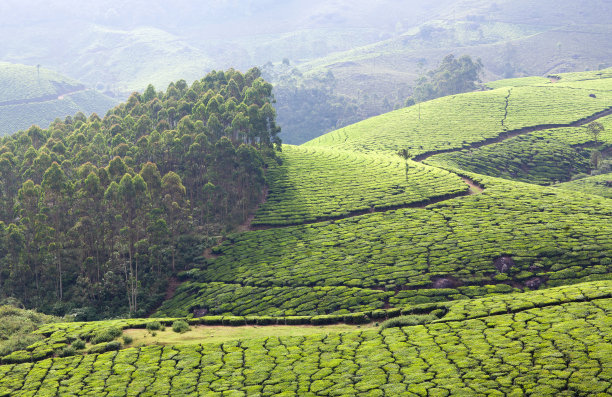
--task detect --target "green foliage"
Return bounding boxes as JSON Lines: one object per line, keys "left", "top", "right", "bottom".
{"left": 305, "top": 76, "right": 612, "bottom": 157}
{"left": 252, "top": 145, "right": 467, "bottom": 226}
{"left": 557, "top": 172, "right": 612, "bottom": 198}
{"left": 414, "top": 54, "right": 483, "bottom": 102}
{"left": 165, "top": 174, "right": 612, "bottom": 317}
{"left": 0, "top": 68, "right": 281, "bottom": 318}
{"left": 145, "top": 321, "right": 162, "bottom": 331}
{"left": 90, "top": 327, "right": 121, "bottom": 344}
{"left": 1, "top": 290, "right": 611, "bottom": 395}
{"left": 379, "top": 314, "right": 437, "bottom": 330}
{"left": 171, "top": 320, "right": 190, "bottom": 334}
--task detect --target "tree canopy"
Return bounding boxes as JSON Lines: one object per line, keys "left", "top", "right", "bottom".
{"left": 413, "top": 54, "right": 483, "bottom": 102}
{"left": 0, "top": 68, "right": 281, "bottom": 319}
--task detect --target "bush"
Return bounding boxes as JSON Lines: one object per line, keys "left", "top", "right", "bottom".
{"left": 71, "top": 339, "right": 86, "bottom": 350}
{"left": 89, "top": 341, "right": 121, "bottom": 354}
{"left": 91, "top": 327, "right": 122, "bottom": 344}
{"left": 122, "top": 335, "right": 133, "bottom": 345}
{"left": 172, "top": 320, "right": 190, "bottom": 333}
{"left": 58, "top": 345, "right": 76, "bottom": 357}
{"left": 146, "top": 321, "right": 162, "bottom": 331}
{"left": 380, "top": 314, "right": 437, "bottom": 330}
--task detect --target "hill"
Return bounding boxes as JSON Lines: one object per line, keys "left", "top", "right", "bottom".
{"left": 2, "top": 0, "right": 611, "bottom": 144}
{"left": 1, "top": 68, "right": 612, "bottom": 395}
{"left": 0, "top": 62, "right": 117, "bottom": 136}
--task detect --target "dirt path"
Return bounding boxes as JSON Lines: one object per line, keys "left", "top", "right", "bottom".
{"left": 0, "top": 86, "right": 87, "bottom": 107}
{"left": 462, "top": 177, "right": 484, "bottom": 195}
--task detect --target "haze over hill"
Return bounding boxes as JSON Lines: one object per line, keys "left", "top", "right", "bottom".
{"left": 1, "top": 0, "right": 610, "bottom": 141}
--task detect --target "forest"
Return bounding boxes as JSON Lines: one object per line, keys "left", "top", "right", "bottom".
{"left": 0, "top": 68, "right": 281, "bottom": 319}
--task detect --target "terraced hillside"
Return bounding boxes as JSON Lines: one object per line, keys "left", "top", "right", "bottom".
{"left": 0, "top": 62, "right": 117, "bottom": 136}
{"left": 2, "top": 68, "right": 612, "bottom": 395}
{"left": 304, "top": 72, "right": 612, "bottom": 157}
{"left": 252, "top": 146, "right": 468, "bottom": 226}
{"left": 2, "top": 282, "right": 612, "bottom": 395}
{"left": 557, "top": 173, "right": 612, "bottom": 199}
{"left": 426, "top": 114, "right": 612, "bottom": 185}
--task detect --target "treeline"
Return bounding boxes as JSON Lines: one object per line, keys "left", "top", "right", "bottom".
{"left": 0, "top": 68, "right": 281, "bottom": 319}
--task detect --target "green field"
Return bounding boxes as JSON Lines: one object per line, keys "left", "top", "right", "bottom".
{"left": 304, "top": 76, "right": 612, "bottom": 157}
{"left": 557, "top": 173, "right": 612, "bottom": 198}
{"left": 2, "top": 68, "right": 612, "bottom": 394}
{"left": 426, "top": 114, "right": 612, "bottom": 185}
{"left": 159, "top": 174, "right": 612, "bottom": 318}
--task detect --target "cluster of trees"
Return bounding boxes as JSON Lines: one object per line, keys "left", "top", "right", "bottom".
{"left": 0, "top": 68, "right": 281, "bottom": 319}
{"left": 262, "top": 63, "right": 402, "bottom": 144}
{"left": 411, "top": 54, "right": 483, "bottom": 103}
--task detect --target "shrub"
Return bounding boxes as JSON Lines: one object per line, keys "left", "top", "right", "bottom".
{"left": 71, "top": 339, "right": 86, "bottom": 350}
{"left": 122, "top": 335, "right": 133, "bottom": 345}
{"left": 89, "top": 341, "right": 121, "bottom": 354}
{"left": 380, "top": 314, "right": 437, "bottom": 330}
{"left": 172, "top": 320, "right": 190, "bottom": 333}
{"left": 58, "top": 346, "right": 76, "bottom": 357}
{"left": 146, "top": 321, "right": 162, "bottom": 331}
{"left": 91, "top": 327, "right": 122, "bottom": 344}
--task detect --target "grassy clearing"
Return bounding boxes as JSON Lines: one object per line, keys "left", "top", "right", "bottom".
{"left": 123, "top": 323, "right": 371, "bottom": 347}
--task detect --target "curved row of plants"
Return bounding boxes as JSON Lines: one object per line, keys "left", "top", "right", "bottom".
{"left": 2, "top": 280, "right": 610, "bottom": 366}
{"left": 1, "top": 290, "right": 611, "bottom": 395}
{"left": 425, "top": 116, "right": 612, "bottom": 185}
{"left": 252, "top": 145, "right": 468, "bottom": 226}
{"left": 304, "top": 79, "right": 612, "bottom": 157}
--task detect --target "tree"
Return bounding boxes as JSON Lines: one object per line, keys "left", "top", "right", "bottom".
{"left": 414, "top": 54, "right": 483, "bottom": 102}
{"left": 41, "top": 162, "right": 71, "bottom": 300}
{"left": 585, "top": 122, "right": 605, "bottom": 145}
{"left": 397, "top": 149, "right": 412, "bottom": 181}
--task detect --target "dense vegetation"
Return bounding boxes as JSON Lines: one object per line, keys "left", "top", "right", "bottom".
{"left": 1, "top": 282, "right": 611, "bottom": 395}
{"left": 412, "top": 54, "right": 483, "bottom": 103}
{"left": 427, "top": 115, "right": 612, "bottom": 185}
{"left": 252, "top": 145, "right": 468, "bottom": 226}
{"left": 304, "top": 78, "right": 612, "bottom": 156}
{"left": 557, "top": 173, "right": 612, "bottom": 198}
{"left": 2, "top": 66, "right": 612, "bottom": 395}
{"left": 0, "top": 68, "right": 281, "bottom": 319}
{"left": 159, "top": 174, "right": 612, "bottom": 318}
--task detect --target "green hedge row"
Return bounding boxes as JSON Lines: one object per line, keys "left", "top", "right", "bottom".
{"left": 2, "top": 294, "right": 611, "bottom": 395}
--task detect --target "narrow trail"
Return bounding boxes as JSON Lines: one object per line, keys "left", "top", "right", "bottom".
{"left": 0, "top": 86, "right": 87, "bottom": 107}
{"left": 413, "top": 105, "right": 612, "bottom": 162}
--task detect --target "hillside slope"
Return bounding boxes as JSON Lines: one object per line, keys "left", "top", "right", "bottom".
{"left": 1, "top": 68, "right": 612, "bottom": 395}
{"left": 0, "top": 62, "right": 117, "bottom": 136}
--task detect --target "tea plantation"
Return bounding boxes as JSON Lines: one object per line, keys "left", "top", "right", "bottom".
{"left": 2, "top": 68, "right": 612, "bottom": 395}
{"left": 557, "top": 173, "right": 612, "bottom": 199}
{"left": 304, "top": 73, "right": 612, "bottom": 157}
{"left": 1, "top": 283, "right": 611, "bottom": 395}
{"left": 425, "top": 114, "right": 612, "bottom": 185}
{"left": 253, "top": 145, "right": 468, "bottom": 226}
